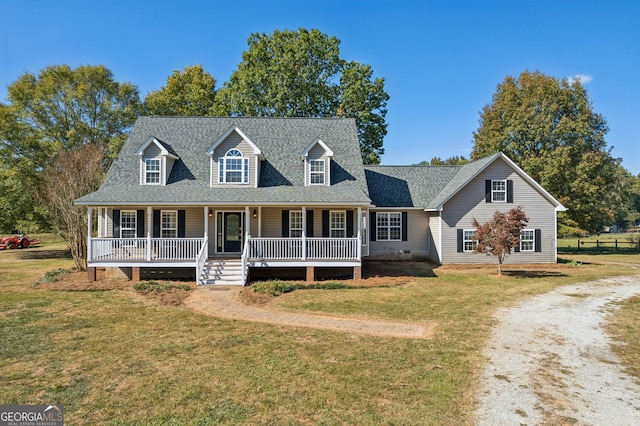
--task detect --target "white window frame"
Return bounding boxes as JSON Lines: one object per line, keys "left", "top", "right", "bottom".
{"left": 492, "top": 179, "right": 507, "bottom": 202}
{"left": 120, "top": 210, "right": 136, "bottom": 239}
{"left": 290, "top": 211, "right": 303, "bottom": 238}
{"left": 161, "top": 210, "right": 177, "bottom": 239}
{"left": 330, "top": 210, "right": 346, "bottom": 238}
{"left": 520, "top": 229, "right": 535, "bottom": 252}
{"left": 463, "top": 229, "right": 477, "bottom": 252}
{"left": 361, "top": 212, "right": 368, "bottom": 246}
{"left": 308, "top": 159, "right": 325, "bottom": 185}
{"left": 144, "top": 158, "right": 161, "bottom": 185}
{"left": 219, "top": 149, "right": 249, "bottom": 184}
{"left": 376, "top": 212, "right": 402, "bottom": 241}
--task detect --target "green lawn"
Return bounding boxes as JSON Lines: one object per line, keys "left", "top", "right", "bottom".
{"left": 1, "top": 239, "right": 638, "bottom": 425}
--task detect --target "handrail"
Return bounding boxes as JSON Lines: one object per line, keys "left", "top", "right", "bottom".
{"left": 196, "top": 237, "right": 208, "bottom": 285}
{"left": 246, "top": 237, "right": 360, "bottom": 261}
{"left": 241, "top": 239, "right": 249, "bottom": 285}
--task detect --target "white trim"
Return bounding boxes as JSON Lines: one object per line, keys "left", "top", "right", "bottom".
{"left": 301, "top": 138, "right": 334, "bottom": 159}
{"left": 375, "top": 212, "right": 402, "bottom": 241}
{"left": 308, "top": 159, "right": 326, "bottom": 185}
{"left": 161, "top": 210, "right": 178, "bottom": 238}
{"left": 207, "top": 125, "right": 264, "bottom": 159}
{"left": 520, "top": 229, "right": 535, "bottom": 252}
{"left": 491, "top": 179, "right": 507, "bottom": 203}
{"left": 136, "top": 137, "right": 179, "bottom": 160}
{"left": 329, "top": 210, "right": 346, "bottom": 238}
{"left": 120, "top": 210, "right": 137, "bottom": 238}
{"left": 463, "top": 229, "right": 476, "bottom": 253}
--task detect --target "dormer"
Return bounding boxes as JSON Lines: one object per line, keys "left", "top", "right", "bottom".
{"left": 207, "top": 126, "right": 263, "bottom": 188}
{"left": 136, "top": 137, "right": 179, "bottom": 185}
{"left": 302, "top": 139, "right": 333, "bottom": 186}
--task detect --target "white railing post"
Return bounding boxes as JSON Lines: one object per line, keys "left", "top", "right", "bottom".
{"left": 87, "top": 207, "right": 93, "bottom": 262}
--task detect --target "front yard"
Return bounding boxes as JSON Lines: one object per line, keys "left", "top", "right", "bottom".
{"left": 1, "top": 238, "right": 638, "bottom": 425}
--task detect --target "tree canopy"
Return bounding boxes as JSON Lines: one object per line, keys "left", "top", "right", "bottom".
{"left": 215, "top": 28, "right": 389, "bottom": 164}
{"left": 0, "top": 64, "right": 142, "bottom": 232}
{"left": 144, "top": 65, "right": 217, "bottom": 116}
{"left": 471, "top": 70, "right": 620, "bottom": 234}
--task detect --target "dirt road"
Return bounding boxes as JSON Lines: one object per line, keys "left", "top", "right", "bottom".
{"left": 475, "top": 275, "right": 640, "bottom": 425}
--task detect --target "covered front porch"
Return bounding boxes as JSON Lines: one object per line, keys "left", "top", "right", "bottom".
{"left": 86, "top": 205, "right": 368, "bottom": 285}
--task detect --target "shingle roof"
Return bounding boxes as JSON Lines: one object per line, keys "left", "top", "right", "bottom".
{"left": 76, "top": 116, "right": 371, "bottom": 206}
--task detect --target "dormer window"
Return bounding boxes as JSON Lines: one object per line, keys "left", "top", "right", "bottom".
{"left": 219, "top": 149, "right": 249, "bottom": 184}
{"left": 144, "top": 159, "right": 161, "bottom": 184}
{"left": 491, "top": 180, "right": 507, "bottom": 202}
{"left": 309, "top": 160, "right": 325, "bottom": 185}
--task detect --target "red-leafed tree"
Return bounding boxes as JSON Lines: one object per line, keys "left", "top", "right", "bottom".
{"left": 472, "top": 207, "right": 529, "bottom": 275}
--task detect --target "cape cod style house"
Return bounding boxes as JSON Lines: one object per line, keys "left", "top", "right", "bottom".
{"left": 75, "top": 116, "right": 565, "bottom": 285}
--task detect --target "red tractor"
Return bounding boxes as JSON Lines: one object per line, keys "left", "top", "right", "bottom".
{"left": 0, "top": 234, "right": 40, "bottom": 250}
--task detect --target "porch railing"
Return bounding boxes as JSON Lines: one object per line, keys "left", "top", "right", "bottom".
{"left": 196, "top": 238, "right": 209, "bottom": 285}
{"left": 247, "top": 237, "right": 360, "bottom": 261}
{"left": 89, "top": 238, "right": 205, "bottom": 262}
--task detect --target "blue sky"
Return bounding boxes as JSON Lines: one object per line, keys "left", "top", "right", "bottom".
{"left": 1, "top": 0, "right": 638, "bottom": 174}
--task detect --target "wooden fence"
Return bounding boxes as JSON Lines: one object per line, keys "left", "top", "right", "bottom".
{"left": 574, "top": 239, "right": 640, "bottom": 253}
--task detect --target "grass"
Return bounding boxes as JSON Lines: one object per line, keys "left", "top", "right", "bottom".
{"left": 606, "top": 295, "right": 640, "bottom": 386}
{"left": 0, "top": 236, "right": 639, "bottom": 424}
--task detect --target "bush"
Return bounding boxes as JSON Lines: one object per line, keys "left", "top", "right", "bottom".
{"left": 251, "top": 280, "right": 353, "bottom": 296}
{"left": 133, "top": 281, "right": 191, "bottom": 293}
{"left": 34, "top": 268, "right": 70, "bottom": 286}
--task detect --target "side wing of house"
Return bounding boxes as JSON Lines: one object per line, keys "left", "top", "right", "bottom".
{"left": 439, "top": 156, "right": 560, "bottom": 264}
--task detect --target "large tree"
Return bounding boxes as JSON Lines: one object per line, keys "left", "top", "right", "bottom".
{"left": 144, "top": 65, "right": 218, "bottom": 116}
{"left": 0, "top": 64, "right": 142, "bottom": 232}
{"left": 472, "top": 70, "right": 620, "bottom": 234}
{"left": 215, "top": 28, "right": 389, "bottom": 164}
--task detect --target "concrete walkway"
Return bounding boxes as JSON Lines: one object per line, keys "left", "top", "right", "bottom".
{"left": 184, "top": 287, "right": 434, "bottom": 339}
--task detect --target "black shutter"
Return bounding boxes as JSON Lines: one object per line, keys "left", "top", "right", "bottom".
{"left": 282, "top": 210, "right": 289, "bottom": 237}
{"left": 306, "top": 210, "right": 314, "bottom": 237}
{"left": 507, "top": 180, "right": 514, "bottom": 203}
{"left": 485, "top": 180, "right": 492, "bottom": 203}
{"left": 401, "top": 212, "right": 408, "bottom": 241}
{"left": 457, "top": 229, "right": 464, "bottom": 253}
{"left": 153, "top": 210, "right": 161, "bottom": 238}
{"left": 514, "top": 236, "right": 521, "bottom": 252}
{"left": 535, "top": 229, "right": 542, "bottom": 252}
{"left": 136, "top": 210, "right": 145, "bottom": 238}
{"left": 369, "top": 212, "right": 377, "bottom": 242}
{"left": 113, "top": 210, "right": 120, "bottom": 238}
{"left": 178, "top": 210, "right": 186, "bottom": 238}
{"left": 346, "top": 210, "right": 354, "bottom": 238}
{"left": 322, "top": 210, "right": 329, "bottom": 237}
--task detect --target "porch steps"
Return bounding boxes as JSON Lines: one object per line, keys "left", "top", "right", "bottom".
{"left": 200, "top": 258, "right": 246, "bottom": 286}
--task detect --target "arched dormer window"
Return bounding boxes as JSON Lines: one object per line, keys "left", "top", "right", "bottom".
{"left": 219, "top": 149, "right": 249, "bottom": 184}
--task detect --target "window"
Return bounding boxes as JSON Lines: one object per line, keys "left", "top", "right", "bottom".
{"left": 219, "top": 149, "right": 249, "bottom": 184}
{"left": 161, "top": 211, "right": 177, "bottom": 238}
{"left": 361, "top": 212, "right": 368, "bottom": 245}
{"left": 144, "top": 158, "right": 161, "bottom": 184}
{"left": 309, "top": 160, "right": 325, "bottom": 185}
{"left": 376, "top": 212, "right": 402, "bottom": 241}
{"left": 520, "top": 229, "right": 535, "bottom": 251}
{"left": 290, "top": 211, "right": 303, "bottom": 238}
{"left": 120, "top": 211, "right": 136, "bottom": 238}
{"left": 463, "top": 229, "right": 477, "bottom": 252}
{"left": 492, "top": 180, "right": 507, "bottom": 202}
{"left": 330, "top": 211, "right": 346, "bottom": 238}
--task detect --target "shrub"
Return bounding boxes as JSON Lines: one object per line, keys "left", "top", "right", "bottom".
{"left": 133, "top": 281, "right": 191, "bottom": 293}
{"left": 251, "top": 280, "right": 353, "bottom": 296}
{"left": 34, "top": 268, "right": 70, "bottom": 286}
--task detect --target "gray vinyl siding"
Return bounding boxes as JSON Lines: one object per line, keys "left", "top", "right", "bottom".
{"left": 210, "top": 133, "right": 258, "bottom": 187}
{"left": 427, "top": 212, "right": 441, "bottom": 263}
{"left": 367, "top": 209, "right": 430, "bottom": 259}
{"left": 306, "top": 145, "right": 330, "bottom": 186}
{"left": 441, "top": 158, "right": 558, "bottom": 264}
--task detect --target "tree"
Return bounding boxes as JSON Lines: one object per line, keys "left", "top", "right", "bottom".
{"left": 414, "top": 156, "right": 469, "bottom": 166}
{"left": 472, "top": 207, "right": 529, "bottom": 275}
{"left": 39, "top": 143, "right": 104, "bottom": 270}
{"left": 215, "top": 28, "right": 389, "bottom": 164}
{"left": 144, "top": 65, "right": 218, "bottom": 116}
{"left": 471, "top": 70, "right": 620, "bottom": 234}
{"left": 0, "top": 64, "right": 142, "bottom": 232}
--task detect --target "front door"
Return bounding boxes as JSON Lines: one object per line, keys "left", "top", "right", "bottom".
{"left": 223, "top": 212, "right": 242, "bottom": 253}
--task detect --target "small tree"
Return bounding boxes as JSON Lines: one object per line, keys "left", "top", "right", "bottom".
{"left": 472, "top": 207, "right": 529, "bottom": 275}
{"left": 39, "top": 143, "right": 104, "bottom": 271}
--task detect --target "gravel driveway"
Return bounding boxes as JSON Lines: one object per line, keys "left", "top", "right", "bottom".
{"left": 475, "top": 275, "right": 640, "bottom": 425}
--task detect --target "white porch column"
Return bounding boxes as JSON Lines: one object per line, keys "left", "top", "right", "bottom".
{"left": 258, "top": 206, "right": 262, "bottom": 237}
{"left": 245, "top": 206, "right": 250, "bottom": 239}
{"left": 203, "top": 206, "right": 209, "bottom": 238}
{"left": 357, "top": 207, "right": 362, "bottom": 259}
{"left": 147, "top": 206, "right": 152, "bottom": 261}
{"left": 302, "top": 207, "right": 307, "bottom": 260}
{"left": 87, "top": 207, "right": 93, "bottom": 262}
{"left": 97, "top": 207, "right": 103, "bottom": 238}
